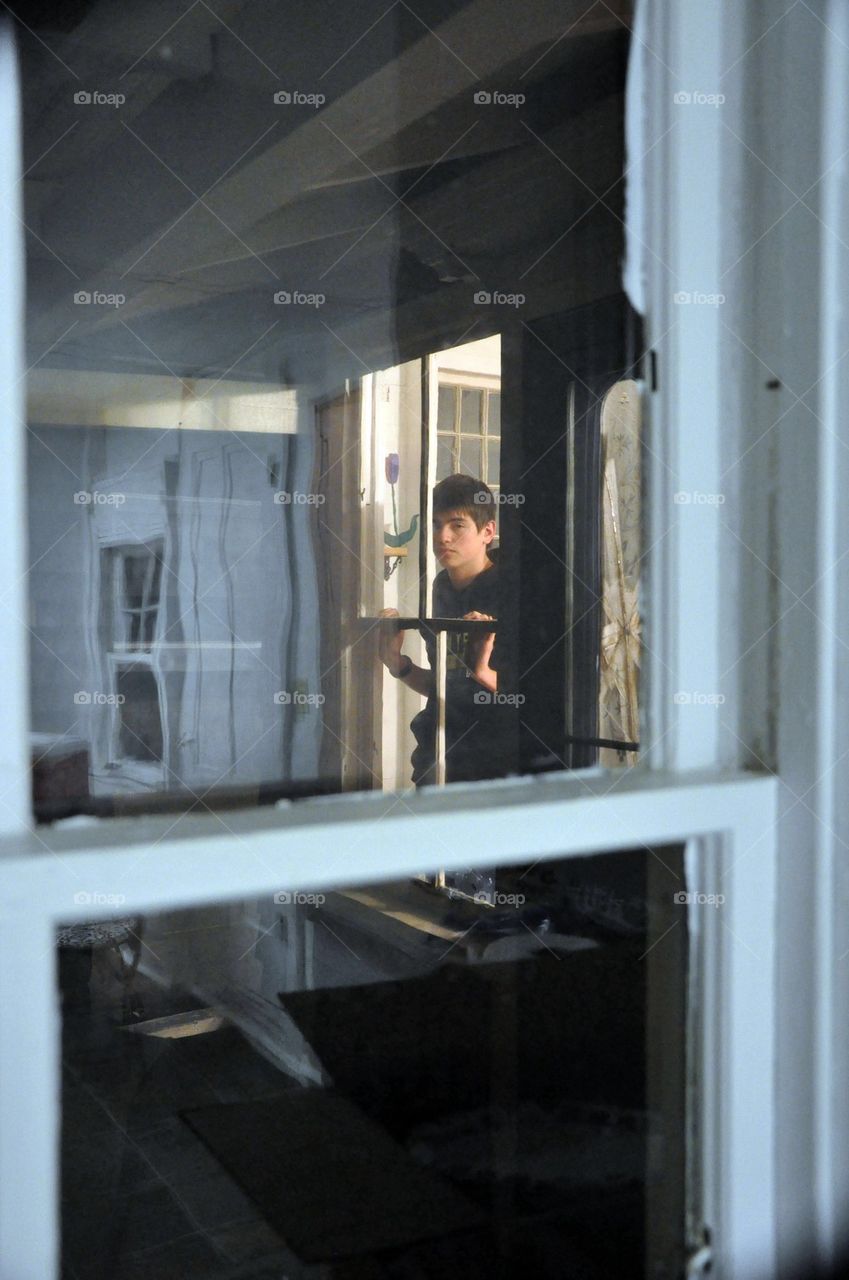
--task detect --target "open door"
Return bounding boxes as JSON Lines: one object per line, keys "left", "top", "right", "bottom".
{"left": 315, "top": 384, "right": 382, "bottom": 790}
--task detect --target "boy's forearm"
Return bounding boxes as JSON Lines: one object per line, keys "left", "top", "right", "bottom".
{"left": 400, "top": 662, "right": 433, "bottom": 697}
{"left": 471, "top": 665, "right": 497, "bottom": 693}
{"left": 380, "top": 648, "right": 432, "bottom": 697}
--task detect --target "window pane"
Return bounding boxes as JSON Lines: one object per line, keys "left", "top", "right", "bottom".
{"left": 460, "top": 388, "right": 482, "bottom": 433}
{"left": 122, "top": 555, "right": 147, "bottom": 612}
{"left": 459, "top": 435, "right": 481, "bottom": 476}
{"left": 21, "top": 1, "right": 638, "bottom": 816}
{"left": 127, "top": 612, "right": 141, "bottom": 650}
{"left": 435, "top": 435, "right": 455, "bottom": 482}
{"left": 58, "top": 845, "right": 687, "bottom": 1277}
{"left": 436, "top": 385, "right": 456, "bottom": 432}
{"left": 487, "top": 438, "right": 500, "bottom": 486}
{"left": 598, "top": 380, "right": 642, "bottom": 762}
{"left": 488, "top": 391, "right": 501, "bottom": 434}
{"left": 142, "top": 610, "right": 157, "bottom": 648}
{"left": 149, "top": 551, "right": 163, "bottom": 605}
{"left": 115, "top": 666, "right": 163, "bottom": 763}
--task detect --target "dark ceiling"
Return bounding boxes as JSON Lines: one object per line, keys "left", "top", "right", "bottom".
{"left": 18, "top": 0, "right": 631, "bottom": 388}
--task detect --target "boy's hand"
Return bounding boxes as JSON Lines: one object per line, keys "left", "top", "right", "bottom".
{"left": 377, "top": 607, "right": 406, "bottom": 676}
{"left": 463, "top": 611, "right": 496, "bottom": 689}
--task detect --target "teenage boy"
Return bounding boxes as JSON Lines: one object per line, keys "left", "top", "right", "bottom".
{"left": 378, "top": 474, "right": 510, "bottom": 785}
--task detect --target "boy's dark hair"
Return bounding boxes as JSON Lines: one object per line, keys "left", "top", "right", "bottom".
{"left": 432, "top": 474, "right": 495, "bottom": 530}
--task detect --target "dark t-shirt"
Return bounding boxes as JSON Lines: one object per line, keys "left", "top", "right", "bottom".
{"left": 410, "top": 559, "right": 511, "bottom": 785}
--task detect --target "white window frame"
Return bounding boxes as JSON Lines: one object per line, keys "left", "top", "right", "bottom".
{"left": 0, "top": 771, "right": 777, "bottom": 1279}
{"left": 434, "top": 373, "right": 501, "bottom": 488}
{"left": 2, "top": 2, "right": 848, "bottom": 1277}
{"left": 99, "top": 539, "right": 167, "bottom": 788}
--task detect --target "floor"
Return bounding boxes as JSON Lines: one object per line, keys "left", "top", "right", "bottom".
{"left": 60, "top": 947, "right": 308, "bottom": 1280}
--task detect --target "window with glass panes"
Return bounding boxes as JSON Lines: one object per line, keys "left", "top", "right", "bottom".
{"left": 435, "top": 382, "right": 501, "bottom": 501}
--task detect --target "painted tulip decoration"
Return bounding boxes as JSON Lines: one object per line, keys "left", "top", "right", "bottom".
{"left": 383, "top": 452, "right": 419, "bottom": 549}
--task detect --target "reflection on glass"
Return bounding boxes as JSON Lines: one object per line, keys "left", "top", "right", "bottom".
{"left": 599, "top": 380, "right": 642, "bottom": 765}
{"left": 58, "top": 846, "right": 687, "bottom": 1277}
{"left": 115, "top": 666, "right": 163, "bottom": 763}
{"left": 21, "top": 0, "right": 638, "bottom": 817}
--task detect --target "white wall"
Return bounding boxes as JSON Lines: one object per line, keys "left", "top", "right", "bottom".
{"left": 26, "top": 421, "right": 322, "bottom": 795}
{"left": 436, "top": 334, "right": 501, "bottom": 379}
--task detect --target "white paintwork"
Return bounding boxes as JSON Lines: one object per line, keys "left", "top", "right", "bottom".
{"left": 686, "top": 823, "right": 777, "bottom": 1279}
{"left": 0, "top": 910, "right": 60, "bottom": 1280}
{"left": 0, "top": 767, "right": 778, "bottom": 1278}
{"left": 436, "top": 334, "right": 501, "bottom": 378}
{"left": 814, "top": 0, "right": 849, "bottom": 1267}
{"left": 622, "top": 0, "right": 647, "bottom": 316}
{"left": 4, "top": 2, "right": 849, "bottom": 1278}
{"left": 710, "top": 0, "right": 849, "bottom": 1272}
{"left": 0, "top": 20, "right": 33, "bottom": 838}
{"left": 641, "top": 0, "right": 725, "bottom": 772}
{"left": 374, "top": 360, "right": 426, "bottom": 790}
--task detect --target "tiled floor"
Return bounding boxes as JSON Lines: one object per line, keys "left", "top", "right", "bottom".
{"left": 60, "top": 946, "right": 311, "bottom": 1280}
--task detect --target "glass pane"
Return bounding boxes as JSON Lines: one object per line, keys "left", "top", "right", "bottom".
{"left": 598, "top": 381, "right": 642, "bottom": 763}
{"left": 21, "top": 1, "right": 637, "bottom": 814}
{"left": 115, "top": 666, "right": 163, "bottom": 763}
{"left": 142, "top": 610, "right": 157, "bottom": 648}
{"left": 488, "top": 391, "right": 501, "bottom": 434}
{"left": 436, "top": 385, "right": 456, "bottom": 432}
{"left": 149, "top": 551, "right": 163, "bottom": 605}
{"left": 435, "top": 435, "right": 455, "bottom": 482}
{"left": 122, "top": 555, "right": 147, "bottom": 612}
{"left": 459, "top": 435, "right": 481, "bottom": 476}
{"left": 486, "top": 438, "right": 500, "bottom": 486}
{"left": 59, "top": 845, "right": 688, "bottom": 1277}
{"left": 127, "top": 612, "right": 141, "bottom": 650}
{"left": 460, "top": 388, "right": 482, "bottom": 432}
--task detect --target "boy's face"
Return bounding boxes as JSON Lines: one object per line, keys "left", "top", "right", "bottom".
{"left": 432, "top": 508, "right": 495, "bottom": 572}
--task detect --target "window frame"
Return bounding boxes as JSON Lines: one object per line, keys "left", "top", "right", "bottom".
{"left": 434, "top": 373, "right": 502, "bottom": 493}
{"left": 5, "top": 1, "right": 845, "bottom": 1276}
{"left": 100, "top": 540, "right": 167, "bottom": 785}
{"left": 0, "top": 769, "right": 777, "bottom": 1279}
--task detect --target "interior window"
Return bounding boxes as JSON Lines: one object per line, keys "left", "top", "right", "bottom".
{"left": 21, "top": 0, "right": 640, "bottom": 819}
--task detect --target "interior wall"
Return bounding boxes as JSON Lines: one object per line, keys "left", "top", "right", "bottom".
{"left": 27, "top": 427, "right": 89, "bottom": 737}
{"left": 26, "top": 422, "right": 322, "bottom": 797}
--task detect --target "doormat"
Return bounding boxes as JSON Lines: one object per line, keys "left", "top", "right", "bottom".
{"left": 181, "top": 1090, "right": 484, "bottom": 1262}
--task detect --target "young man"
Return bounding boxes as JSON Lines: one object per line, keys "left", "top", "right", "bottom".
{"left": 378, "top": 474, "right": 510, "bottom": 786}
